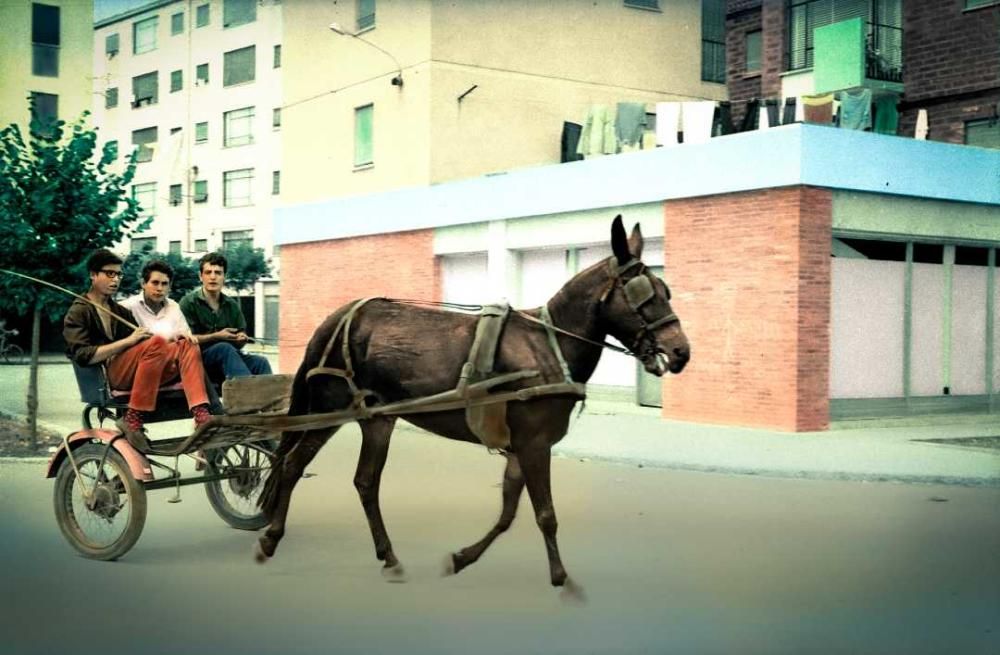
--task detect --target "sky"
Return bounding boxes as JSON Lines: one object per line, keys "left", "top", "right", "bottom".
{"left": 94, "top": 0, "right": 153, "bottom": 23}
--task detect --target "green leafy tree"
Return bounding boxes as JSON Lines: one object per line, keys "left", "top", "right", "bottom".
{"left": 0, "top": 105, "right": 148, "bottom": 445}
{"left": 220, "top": 243, "right": 272, "bottom": 292}
{"left": 119, "top": 250, "right": 202, "bottom": 300}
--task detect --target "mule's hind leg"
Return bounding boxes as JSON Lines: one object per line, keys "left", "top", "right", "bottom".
{"left": 256, "top": 428, "right": 336, "bottom": 562}
{"left": 446, "top": 454, "right": 524, "bottom": 576}
{"left": 354, "top": 417, "right": 404, "bottom": 581}
{"left": 518, "top": 445, "right": 584, "bottom": 601}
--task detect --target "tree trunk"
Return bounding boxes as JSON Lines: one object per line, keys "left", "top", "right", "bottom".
{"left": 26, "top": 301, "right": 40, "bottom": 449}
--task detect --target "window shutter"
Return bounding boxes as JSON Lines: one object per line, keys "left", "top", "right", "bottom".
{"left": 223, "top": 46, "right": 256, "bottom": 86}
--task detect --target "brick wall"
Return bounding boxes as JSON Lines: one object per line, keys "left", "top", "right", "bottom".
{"left": 900, "top": 1, "right": 1000, "bottom": 144}
{"left": 277, "top": 230, "right": 441, "bottom": 373}
{"left": 726, "top": 0, "right": 763, "bottom": 128}
{"left": 661, "top": 186, "right": 832, "bottom": 432}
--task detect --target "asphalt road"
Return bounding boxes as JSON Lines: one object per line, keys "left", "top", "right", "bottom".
{"left": 2, "top": 423, "right": 999, "bottom": 655}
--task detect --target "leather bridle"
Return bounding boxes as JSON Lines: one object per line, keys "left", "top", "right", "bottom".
{"left": 599, "top": 258, "right": 679, "bottom": 354}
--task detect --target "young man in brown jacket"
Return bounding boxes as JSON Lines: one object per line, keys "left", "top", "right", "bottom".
{"left": 63, "top": 249, "right": 213, "bottom": 450}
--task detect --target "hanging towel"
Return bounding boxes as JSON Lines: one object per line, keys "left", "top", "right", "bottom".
{"left": 655, "top": 102, "right": 681, "bottom": 146}
{"left": 615, "top": 102, "right": 648, "bottom": 149}
{"left": 914, "top": 109, "right": 928, "bottom": 140}
{"left": 577, "top": 105, "right": 617, "bottom": 156}
{"left": 739, "top": 98, "right": 760, "bottom": 132}
{"left": 782, "top": 97, "right": 798, "bottom": 125}
{"left": 712, "top": 101, "right": 733, "bottom": 136}
{"left": 561, "top": 122, "right": 584, "bottom": 163}
{"left": 838, "top": 88, "right": 872, "bottom": 130}
{"left": 681, "top": 101, "right": 716, "bottom": 144}
{"left": 802, "top": 93, "right": 835, "bottom": 125}
{"left": 872, "top": 96, "right": 899, "bottom": 135}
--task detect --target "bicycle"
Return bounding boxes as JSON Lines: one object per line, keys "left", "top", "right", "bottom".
{"left": 0, "top": 326, "right": 26, "bottom": 365}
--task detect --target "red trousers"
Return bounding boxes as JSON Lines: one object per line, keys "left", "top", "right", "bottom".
{"left": 106, "top": 336, "right": 209, "bottom": 412}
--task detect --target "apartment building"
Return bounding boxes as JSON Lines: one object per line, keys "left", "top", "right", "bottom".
{"left": 92, "top": 0, "right": 283, "bottom": 340}
{"left": 281, "top": 0, "right": 730, "bottom": 205}
{"left": 0, "top": 1, "right": 94, "bottom": 135}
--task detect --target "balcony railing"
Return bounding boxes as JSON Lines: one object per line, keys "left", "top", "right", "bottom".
{"left": 866, "top": 23, "right": 902, "bottom": 83}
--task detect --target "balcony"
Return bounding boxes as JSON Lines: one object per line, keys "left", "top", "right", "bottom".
{"left": 813, "top": 18, "right": 903, "bottom": 94}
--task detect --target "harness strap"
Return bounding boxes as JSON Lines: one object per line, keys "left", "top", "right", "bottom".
{"left": 307, "top": 297, "right": 379, "bottom": 414}
{"left": 539, "top": 306, "right": 576, "bottom": 385}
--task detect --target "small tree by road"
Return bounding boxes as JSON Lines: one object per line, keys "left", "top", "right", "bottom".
{"left": 0, "top": 107, "right": 148, "bottom": 446}
{"left": 221, "top": 243, "right": 273, "bottom": 293}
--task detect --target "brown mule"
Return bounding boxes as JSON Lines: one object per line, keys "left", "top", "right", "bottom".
{"left": 255, "top": 216, "right": 690, "bottom": 596}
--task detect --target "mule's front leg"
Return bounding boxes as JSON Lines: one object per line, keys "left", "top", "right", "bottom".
{"left": 355, "top": 417, "right": 404, "bottom": 581}
{"left": 518, "top": 446, "right": 585, "bottom": 602}
{"left": 447, "top": 453, "right": 524, "bottom": 576}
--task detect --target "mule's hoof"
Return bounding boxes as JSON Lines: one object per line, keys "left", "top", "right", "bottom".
{"left": 254, "top": 542, "right": 270, "bottom": 564}
{"left": 381, "top": 563, "right": 407, "bottom": 583}
{"left": 558, "top": 577, "right": 587, "bottom": 606}
{"left": 441, "top": 554, "right": 457, "bottom": 577}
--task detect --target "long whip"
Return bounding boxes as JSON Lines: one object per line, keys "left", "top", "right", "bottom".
{"left": 0, "top": 268, "right": 139, "bottom": 330}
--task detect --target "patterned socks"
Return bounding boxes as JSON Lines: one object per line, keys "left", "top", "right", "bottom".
{"left": 192, "top": 403, "right": 212, "bottom": 427}
{"left": 124, "top": 407, "right": 145, "bottom": 431}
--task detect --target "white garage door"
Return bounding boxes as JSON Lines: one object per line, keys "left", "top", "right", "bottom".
{"left": 440, "top": 253, "right": 488, "bottom": 305}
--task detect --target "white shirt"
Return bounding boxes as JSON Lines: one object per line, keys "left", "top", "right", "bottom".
{"left": 121, "top": 294, "right": 194, "bottom": 342}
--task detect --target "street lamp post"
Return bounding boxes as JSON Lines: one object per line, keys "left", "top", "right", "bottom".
{"left": 328, "top": 22, "right": 404, "bottom": 88}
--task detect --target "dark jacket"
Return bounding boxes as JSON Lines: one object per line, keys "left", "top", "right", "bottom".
{"left": 63, "top": 297, "right": 136, "bottom": 366}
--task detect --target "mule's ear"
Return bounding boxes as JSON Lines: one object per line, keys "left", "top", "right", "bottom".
{"left": 628, "top": 223, "right": 644, "bottom": 260}
{"left": 611, "top": 215, "right": 630, "bottom": 266}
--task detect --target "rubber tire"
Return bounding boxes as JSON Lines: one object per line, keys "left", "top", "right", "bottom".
{"left": 204, "top": 441, "right": 275, "bottom": 531}
{"left": 2, "top": 344, "right": 25, "bottom": 365}
{"left": 53, "top": 443, "right": 147, "bottom": 561}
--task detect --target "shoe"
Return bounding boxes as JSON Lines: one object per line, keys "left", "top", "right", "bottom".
{"left": 115, "top": 417, "right": 151, "bottom": 452}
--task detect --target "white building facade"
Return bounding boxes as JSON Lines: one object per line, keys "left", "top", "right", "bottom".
{"left": 92, "top": 0, "right": 283, "bottom": 340}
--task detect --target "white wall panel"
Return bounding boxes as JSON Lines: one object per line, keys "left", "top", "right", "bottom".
{"left": 831, "top": 258, "right": 905, "bottom": 398}
{"left": 518, "top": 249, "right": 567, "bottom": 309}
{"left": 910, "top": 263, "right": 944, "bottom": 396}
{"left": 951, "top": 265, "right": 988, "bottom": 395}
{"left": 441, "top": 253, "right": 488, "bottom": 305}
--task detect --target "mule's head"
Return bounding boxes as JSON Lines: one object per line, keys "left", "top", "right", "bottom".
{"left": 599, "top": 215, "right": 690, "bottom": 376}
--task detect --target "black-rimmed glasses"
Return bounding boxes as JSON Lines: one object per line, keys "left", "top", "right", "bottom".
{"left": 99, "top": 270, "right": 123, "bottom": 279}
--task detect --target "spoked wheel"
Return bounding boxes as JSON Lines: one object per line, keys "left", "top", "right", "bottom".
{"left": 53, "top": 443, "right": 147, "bottom": 560}
{"left": 2, "top": 344, "right": 25, "bottom": 365}
{"left": 204, "top": 441, "right": 275, "bottom": 530}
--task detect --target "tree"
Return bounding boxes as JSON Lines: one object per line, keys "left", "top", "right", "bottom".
{"left": 119, "top": 250, "right": 202, "bottom": 300}
{"left": 0, "top": 105, "right": 148, "bottom": 446}
{"left": 221, "top": 243, "right": 273, "bottom": 293}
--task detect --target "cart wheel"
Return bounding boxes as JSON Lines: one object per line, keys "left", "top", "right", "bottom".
{"left": 53, "top": 443, "right": 147, "bottom": 560}
{"left": 204, "top": 441, "right": 275, "bottom": 530}
{"left": 2, "top": 344, "right": 25, "bottom": 365}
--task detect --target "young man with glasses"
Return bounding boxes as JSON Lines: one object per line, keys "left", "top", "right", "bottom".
{"left": 63, "top": 249, "right": 214, "bottom": 451}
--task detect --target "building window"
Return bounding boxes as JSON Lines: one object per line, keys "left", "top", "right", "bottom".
{"left": 222, "top": 229, "right": 253, "bottom": 250}
{"left": 787, "top": 0, "right": 902, "bottom": 74}
{"left": 132, "top": 183, "right": 156, "bottom": 217}
{"left": 133, "top": 16, "right": 158, "bottom": 55}
{"left": 965, "top": 118, "right": 1000, "bottom": 149}
{"left": 169, "top": 240, "right": 182, "bottom": 255}
{"left": 105, "top": 87, "right": 118, "bottom": 109}
{"left": 196, "top": 63, "right": 209, "bottom": 85}
{"left": 196, "top": 3, "right": 210, "bottom": 27}
{"left": 223, "top": 45, "right": 256, "bottom": 87}
{"left": 170, "top": 69, "right": 183, "bottom": 93}
{"left": 194, "top": 180, "right": 208, "bottom": 202}
{"left": 131, "top": 237, "right": 157, "bottom": 254}
{"left": 169, "top": 183, "right": 183, "bottom": 206}
{"left": 273, "top": 44, "right": 282, "bottom": 68}
{"left": 223, "top": 169, "right": 254, "bottom": 207}
{"left": 171, "top": 12, "right": 184, "bottom": 35}
{"left": 105, "top": 33, "right": 119, "bottom": 57}
{"left": 131, "top": 126, "right": 157, "bottom": 162}
{"left": 623, "top": 0, "right": 660, "bottom": 9}
{"left": 745, "top": 30, "right": 762, "bottom": 73}
{"left": 224, "top": 106, "right": 255, "bottom": 147}
{"left": 272, "top": 170, "right": 280, "bottom": 195}
{"left": 32, "top": 3, "right": 60, "bottom": 78}
{"left": 170, "top": 126, "right": 182, "bottom": 136}
{"left": 30, "top": 92, "right": 58, "bottom": 136}
{"left": 195, "top": 121, "right": 208, "bottom": 144}
{"left": 701, "top": 0, "right": 725, "bottom": 83}
{"left": 106, "top": 140, "right": 118, "bottom": 160}
{"left": 132, "top": 71, "right": 158, "bottom": 107}
{"left": 194, "top": 238, "right": 208, "bottom": 251}
{"left": 272, "top": 107, "right": 281, "bottom": 129}
{"left": 354, "top": 104, "right": 373, "bottom": 167}
{"left": 357, "top": 0, "right": 375, "bottom": 31}
{"left": 223, "top": 0, "right": 256, "bottom": 28}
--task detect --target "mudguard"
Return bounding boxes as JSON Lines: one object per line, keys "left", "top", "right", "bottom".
{"left": 45, "top": 429, "right": 154, "bottom": 482}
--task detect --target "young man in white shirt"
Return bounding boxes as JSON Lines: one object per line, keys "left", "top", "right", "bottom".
{"left": 121, "top": 260, "right": 196, "bottom": 342}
